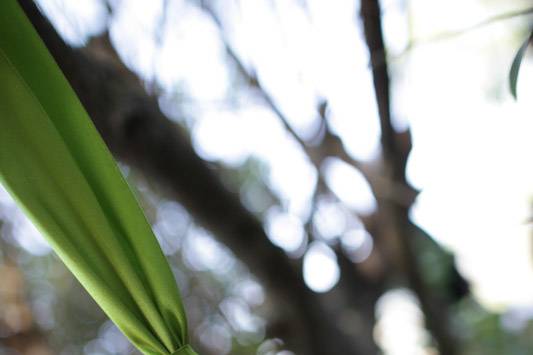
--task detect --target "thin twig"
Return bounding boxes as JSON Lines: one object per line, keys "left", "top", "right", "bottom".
{"left": 405, "top": 6, "right": 533, "bottom": 50}
{"left": 372, "top": 6, "right": 533, "bottom": 69}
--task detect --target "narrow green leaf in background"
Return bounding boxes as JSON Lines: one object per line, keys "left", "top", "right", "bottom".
{"left": 509, "top": 30, "right": 532, "bottom": 99}
{"left": 0, "top": 1, "right": 197, "bottom": 354}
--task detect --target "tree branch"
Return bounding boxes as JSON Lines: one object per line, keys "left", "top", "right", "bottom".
{"left": 360, "top": 1, "right": 461, "bottom": 354}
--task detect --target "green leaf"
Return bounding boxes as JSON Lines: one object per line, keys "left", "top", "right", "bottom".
{"left": 509, "top": 31, "right": 532, "bottom": 99}
{"left": 0, "top": 1, "right": 197, "bottom": 354}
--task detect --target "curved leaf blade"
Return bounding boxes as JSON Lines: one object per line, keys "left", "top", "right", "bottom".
{"left": 0, "top": 1, "right": 198, "bottom": 354}
{"left": 510, "top": 31, "right": 532, "bottom": 99}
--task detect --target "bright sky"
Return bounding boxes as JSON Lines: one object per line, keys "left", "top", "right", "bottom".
{"left": 3, "top": 0, "right": 533, "bottom": 353}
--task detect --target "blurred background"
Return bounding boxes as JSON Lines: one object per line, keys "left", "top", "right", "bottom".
{"left": 1, "top": 0, "right": 532, "bottom": 354}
